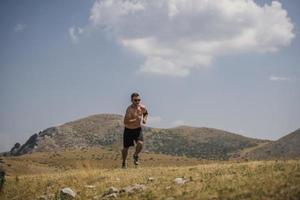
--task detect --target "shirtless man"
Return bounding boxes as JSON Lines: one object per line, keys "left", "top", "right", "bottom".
{"left": 122, "top": 92, "right": 148, "bottom": 168}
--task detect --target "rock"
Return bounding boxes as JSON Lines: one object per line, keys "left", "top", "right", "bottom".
{"left": 8, "top": 127, "right": 60, "bottom": 156}
{"left": 102, "top": 186, "right": 119, "bottom": 198}
{"left": 174, "top": 177, "right": 186, "bottom": 185}
{"left": 10, "top": 143, "right": 21, "bottom": 155}
{"left": 12, "top": 134, "right": 38, "bottom": 156}
{"left": 121, "top": 184, "right": 146, "bottom": 194}
{"left": 39, "top": 127, "right": 58, "bottom": 137}
{"left": 102, "top": 193, "right": 118, "bottom": 199}
{"left": 106, "top": 186, "right": 119, "bottom": 194}
{"left": 60, "top": 187, "right": 76, "bottom": 200}
{"left": 85, "top": 185, "right": 96, "bottom": 189}
{"left": 148, "top": 177, "right": 155, "bottom": 182}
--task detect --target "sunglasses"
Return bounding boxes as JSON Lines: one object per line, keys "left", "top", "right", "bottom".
{"left": 133, "top": 99, "right": 141, "bottom": 102}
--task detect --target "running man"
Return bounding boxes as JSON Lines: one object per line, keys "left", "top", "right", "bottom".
{"left": 122, "top": 92, "right": 148, "bottom": 168}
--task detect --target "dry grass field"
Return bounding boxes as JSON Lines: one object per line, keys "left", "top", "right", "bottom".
{"left": 0, "top": 147, "right": 202, "bottom": 176}
{"left": 0, "top": 148, "right": 299, "bottom": 200}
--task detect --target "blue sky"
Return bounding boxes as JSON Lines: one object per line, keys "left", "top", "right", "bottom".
{"left": 0, "top": 0, "right": 299, "bottom": 152}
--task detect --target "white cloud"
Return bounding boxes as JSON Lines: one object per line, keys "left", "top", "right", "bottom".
{"left": 69, "top": 26, "right": 84, "bottom": 43}
{"left": 14, "top": 24, "right": 26, "bottom": 32}
{"left": 140, "top": 56, "right": 190, "bottom": 77}
{"left": 269, "top": 75, "right": 291, "bottom": 81}
{"left": 88, "top": 0, "right": 294, "bottom": 77}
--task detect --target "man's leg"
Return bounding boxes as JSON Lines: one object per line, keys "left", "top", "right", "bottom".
{"left": 133, "top": 141, "right": 143, "bottom": 165}
{"left": 122, "top": 147, "right": 129, "bottom": 167}
{"left": 134, "top": 140, "right": 143, "bottom": 156}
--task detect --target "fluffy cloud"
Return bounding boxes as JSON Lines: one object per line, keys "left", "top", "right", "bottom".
{"left": 69, "top": 26, "right": 84, "bottom": 43}
{"left": 89, "top": 0, "right": 294, "bottom": 77}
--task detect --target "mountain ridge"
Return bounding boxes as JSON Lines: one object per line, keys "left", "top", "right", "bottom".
{"left": 245, "top": 128, "right": 300, "bottom": 159}
{"left": 2, "top": 113, "right": 298, "bottom": 160}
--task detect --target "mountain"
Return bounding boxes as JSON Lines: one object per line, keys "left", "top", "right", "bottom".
{"left": 144, "top": 125, "right": 266, "bottom": 159}
{"left": 3, "top": 114, "right": 269, "bottom": 160}
{"left": 245, "top": 128, "right": 300, "bottom": 160}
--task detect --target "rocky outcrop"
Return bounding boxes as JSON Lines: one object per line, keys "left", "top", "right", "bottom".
{"left": 8, "top": 134, "right": 38, "bottom": 156}
{"left": 6, "top": 127, "right": 60, "bottom": 156}
{"left": 10, "top": 143, "right": 21, "bottom": 155}
{"left": 16, "top": 133, "right": 38, "bottom": 155}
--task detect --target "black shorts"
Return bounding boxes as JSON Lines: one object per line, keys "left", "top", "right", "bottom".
{"left": 123, "top": 127, "right": 143, "bottom": 148}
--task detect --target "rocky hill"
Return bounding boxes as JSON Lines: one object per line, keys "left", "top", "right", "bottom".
{"left": 245, "top": 128, "right": 300, "bottom": 160}
{"left": 2, "top": 114, "right": 270, "bottom": 160}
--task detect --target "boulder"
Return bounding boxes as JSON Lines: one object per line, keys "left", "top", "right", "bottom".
{"left": 174, "top": 177, "right": 186, "bottom": 185}
{"left": 102, "top": 186, "right": 119, "bottom": 197}
{"left": 102, "top": 193, "right": 118, "bottom": 199}
{"left": 120, "top": 184, "right": 146, "bottom": 194}
{"left": 60, "top": 187, "right": 76, "bottom": 200}
{"left": 10, "top": 143, "right": 21, "bottom": 155}
{"left": 148, "top": 177, "right": 155, "bottom": 182}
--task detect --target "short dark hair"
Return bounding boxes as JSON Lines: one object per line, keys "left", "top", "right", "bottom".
{"left": 131, "top": 92, "right": 140, "bottom": 100}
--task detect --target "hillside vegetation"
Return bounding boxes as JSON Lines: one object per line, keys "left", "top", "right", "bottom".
{"left": 245, "top": 128, "right": 300, "bottom": 160}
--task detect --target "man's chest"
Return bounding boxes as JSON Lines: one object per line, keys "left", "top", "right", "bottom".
{"left": 129, "top": 107, "right": 143, "bottom": 116}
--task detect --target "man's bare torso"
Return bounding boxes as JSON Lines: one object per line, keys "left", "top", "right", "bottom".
{"left": 124, "top": 104, "right": 147, "bottom": 129}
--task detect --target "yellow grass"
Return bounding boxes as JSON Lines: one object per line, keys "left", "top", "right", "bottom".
{"left": 1, "top": 159, "right": 300, "bottom": 200}
{"left": 1, "top": 148, "right": 203, "bottom": 176}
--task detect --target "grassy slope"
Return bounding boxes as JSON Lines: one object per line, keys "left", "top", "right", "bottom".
{"left": 145, "top": 126, "right": 268, "bottom": 160}
{"left": 0, "top": 148, "right": 202, "bottom": 177}
{"left": 0, "top": 149, "right": 300, "bottom": 200}
{"left": 228, "top": 141, "right": 270, "bottom": 160}
{"left": 245, "top": 128, "right": 300, "bottom": 160}
{"left": 1, "top": 160, "right": 299, "bottom": 200}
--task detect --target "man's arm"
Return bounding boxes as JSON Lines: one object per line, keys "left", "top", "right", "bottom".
{"left": 142, "top": 107, "right": 148, "bottom": 124}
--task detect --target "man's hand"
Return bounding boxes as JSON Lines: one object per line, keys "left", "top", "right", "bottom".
{"left": 137, "top": 115, "right": 142, "bottom": 121}
{"left": 128, "top": 115, "right": 141, "bottom": 123}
